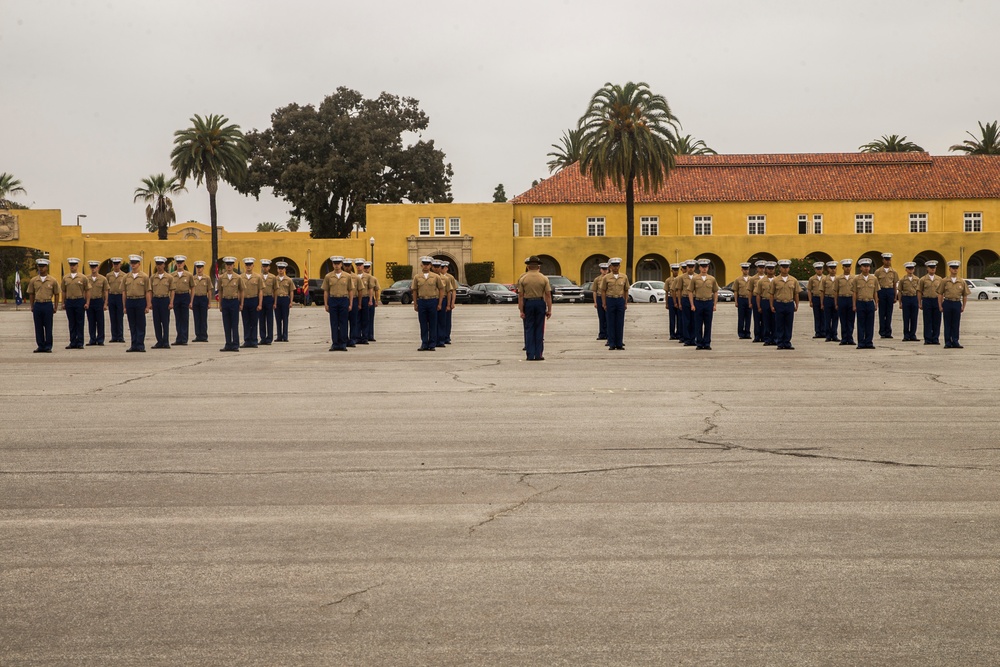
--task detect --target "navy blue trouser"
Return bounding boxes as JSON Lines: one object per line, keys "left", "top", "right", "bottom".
{"left": 87, "top": 297, "right": 105, "bottom": 344}
{"left": 275, "top": 296, "right": 290, "bottom": 341}
{"left": 151, "top": 296, "right": 170, "bottom": 346}
{"left": 523, "top": 298, "right": 546, "bottom": 360}
{"left": 667, "top": 299, "right": 679, "bottom": 339}
{"left": 358, "top": 297, "right": 370, "bottom": 342}
{"left": 258, "top": 295, "right": 274, "bottom": 343}
{"left": 878, "top": 288, "right": 895, "bottom": 337}
{"left": 242, "top": 299, "right": 259, "bottom": 345}
{"left": 108, "top": 293, "right": 124, "bottom": 341}
{"left": 856, "top": 300, "right": 876, "bottom": 346}
{"left": 901, "top": 295, "right": 918, "bottom": 340}
{"left": 605, "top": 297, "right": 625, "bottom": 348}
{"left": 752, "top": 299, "right": 763, "bottom": 341}
{"left": 737, "top": 296, "right": 751, "bottom": 338}
{"left": 32, "top": 301, "right": 54, "bottom": 350}
{"left": 596, "top": 299, "right": 608, "bottom": 339}
{"left": 679, "top": 296, "right": 694, "bottom": 343}
{"left": 437, "top": 302, "right": 448, "bottom": 346}
{"left": 811, "top": 296, "right": 823, "bottom": 336}
{"left": 221, "top": 298, "right": 240, "bottom": 349}
{"left": 838, "top": 296, "right": 855, "bottom": 342}
{"left": 65, "top": 298, "right": 85, "bottom": 347}
{"left": 417, "top": 298, "right": 438, "bottom": 349}
{"left": 694, "top": 299, "right": 714, "bottom": 347}
{"left": 126, "top": 297, "right": 147, "bottom": 350}
{"left": 192, "top": 295, "right": 209, "bottom": 340}
{"left": 824, "top": 296, "right": 839, "bottom": 340}
{"left": 942, "top": 300, "right": 962, "bottom": 346}
{"left": 774, "top": 301, "right": 795, "bottom": 347}
{"left": 173, "top": 292, "right": 191, "bottom": 343}
{"left": 922, "top": 298, "right": 941, "bottom": 343}
{"left": 348, "top": 296, "right": 359, "bottom": 344}
{"left": 328, "top": 296, "right": 349, "bottom": 349}
{"left": 367, "top": 302, "right": 376, "bottom": 341}
{"left": 762, "top": 303, "right": 776, "bottom": 344}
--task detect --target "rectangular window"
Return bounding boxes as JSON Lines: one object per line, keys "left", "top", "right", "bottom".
{"left": 798, "top": 214, "right": 808, "bottom": 235}
{"left": 587, "top": 216, "right": 606, "bottom": 237}
{"left": 747, "top": 215, "right": 766, "bottom": 235}
{"left": 909, "top": 213, "right": 928, "bottom": 233}
{"left": 813, "top": 214, "right": 823, "bottom": 235}
{"left": 533, "top": 217, "right": 551, "bottom": 237}
{"left": 694, "top": 215, "right": 712, "bottom": 236}
{"left": 513, "top": 222, "right": 519, "bottom": 237}
{"left": 434, "top": 217, "right": 445, "bottom": 235}
{"left": 449, "top": 217, "right": 461, "bottom": 235}
{"left": 418, "top": 218, "right": 430, "bottom": 236}
{"left": 855, "top": 213, "right": 874, "bottom": 234}
{"left": 640, "top": 216, "right": 659, "bottom": 236}
{"left": 965, "top": 212, "right": 982, "bottom": 232}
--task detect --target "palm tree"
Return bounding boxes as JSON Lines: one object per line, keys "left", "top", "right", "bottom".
{"left": 170, "top": 114, "right": 249, "bottom": 274}
{"left": 859, "top": 134, "right": 924, "bottom": 153}
{"left": 674, "top": 134, "right": 717, "bottom": 155}
{"left": 546, "top": 127, "right": 584, "bottom": 173}
{"left": 578, "top": 82, "right": 679, "bottom": 280}
{"left": 256, "top": 221, "right": 287, "bottom": 232}
{"left": 134, "top": 174, "right": 186, "bottom": 239}
{"left": 0, "top": 173, "right": 27, "bottom": 208}
{"left": 949, "top": 121, "right": 1000, "bottom": 155}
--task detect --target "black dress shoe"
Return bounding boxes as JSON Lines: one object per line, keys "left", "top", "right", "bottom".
{"left": 65, "top": 345, "right": 74, "bottom": 349}
{"left": 86, "top": 342, "right": 97, "bottom": 346}
{"left": 954, "top": 344, "right": 964, "bottom": 349}
{"left": 329, "top": 346, "right": 338, "bottom": 351}
{"left": 537, "top": 356, "right": 544, "bottom": 361}
{"left": 33, "top": 348, "right": 43, "bottom": 353}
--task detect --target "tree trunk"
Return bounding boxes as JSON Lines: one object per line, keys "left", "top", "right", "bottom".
{"left": 208, "top": 174, "right": 219, "bottom": 285}
{"left": 625, "top": 174, "right": 635, "bottom": 282}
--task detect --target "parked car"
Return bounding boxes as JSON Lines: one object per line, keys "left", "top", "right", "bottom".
{"left": 547, "top": 276, "right": 584, "bottom": 303}
{"left": 965, "top": 279, "right": 1000, "bottom": 300}
{"left": 455, "top": 283, "right": 472, "bottom": 304}
{"left": 717, "top": 286, "right": 735, "bottom": 302}
{"left": 380, "top": 279, "right": 413, "bottom": 304}
{"left": 798, "top": 280, "right": 810, "bottom": 301}
{"left": 581, "top": 281, "right": 596, "bottom": 303}
{"left": 469, "top": 282, "right": 518, "bottom": 304}
{"left": 292, "top": 278, "right": 324, "bottom": 305}
{"left": 628, "top": 280, "right": 666, "bottom": 303}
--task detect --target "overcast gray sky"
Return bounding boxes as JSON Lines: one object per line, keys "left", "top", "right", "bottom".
{"left": 5, "top": 0, "right": 999, "bottom": 233}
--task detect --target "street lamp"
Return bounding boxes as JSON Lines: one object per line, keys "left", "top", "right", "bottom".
{"left": 76, "top": 214, "right": 87, "bottom": 226}
{"left": 369, "top": 237, "right": 375, "bottom": 270}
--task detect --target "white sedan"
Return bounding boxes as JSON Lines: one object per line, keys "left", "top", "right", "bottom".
{"left": 628, "top": 280, "right": 666, "bottom": 303}
{"left": 964, "top": 279, "right": 1000, "bottom": 300}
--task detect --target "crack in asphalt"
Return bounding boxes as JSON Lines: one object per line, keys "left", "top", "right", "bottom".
{"left": 447, "top": 359, "right": 501, "bottom": 391}
{"left": 95, "top": 357, "right": 216, "bottom": 392}
{"left": 322, "top": 582, "right": 384, "bottom": 607}
{"left": 468, "top": 481, "right": 560, "bottom": 533}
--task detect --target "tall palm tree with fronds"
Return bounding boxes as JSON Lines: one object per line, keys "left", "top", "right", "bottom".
{"left": 0, "top": 173, "right": 27, "bottom": 208}
{"left": 546, "top": 128, "right": 584, "bottom": 173}
{"left": 134, "top": 174, "right": 186, "bottom": 239}
{"left": 949, "top": 121, "right": 1000, "bottom": 155}
{"left": 578, "top": 82, "right": 679, "bottom": 280}
{"left": 170, "top": 114, "right": 249, "bottom": 273}
{"left": 255, "top": 221, "right": 287, "bottom": 232}
{"left": 674, "top": 134, "right": 717, "bottom": 155}
{"left": 859, "top": 134, "right": 924, "bottom": 153}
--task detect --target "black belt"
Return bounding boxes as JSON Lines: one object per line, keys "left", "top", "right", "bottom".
{"left": 944, "top": 298, "right": 963, "bottom": 302}
{"left": 35, "top": 299, "right": 52, "bottom": 303}
{"left": 222, "top": 297, "right": 239, "bottom": 300}
{"left": 695, "top": 298, "right": 713, "bottom": 302}
{"left": 524, "top": 297, "right": 543, "bottom": 301}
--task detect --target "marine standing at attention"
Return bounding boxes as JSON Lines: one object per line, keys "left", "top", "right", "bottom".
{"left": 748, "top": 260, "right": 766, "bottom": 342}
{"left": 273, "top": 261, "right": 293, "bottom": 342}
{"left": 322, "top": 256, "right": 354, "bottom": 352}
{"left": 756, "top": 261, "right": 777, "bottom": 346}
{"left": 517, "top": 255, "right": 552, "bottom": 361}
{"left": 918, "top": 260, "right": 941, "bottom": 345}
{"left": 876, "top": 253, "right": 898, "bottom": 339}
{"left": 355, "top": 259, "right": 372, "bottom": 344}
{"left": 123, "top": 254, "right": 151, "bottom": 353}
{"left": 364, "top": 261, "right": 379, "bottom": 342}
{"left": 897, "top": 261, "right": 919, "bottom": 342}
{"left": 665, "top": 263, "right": 681, "bottom": 341}
{"left": 149, "top": 256, "right": 175, "bottom": 349}
{"left": 62, "top": 257, "right": 90, "bottom": 350}
{"left": 86, "top": 260, "right": 108, "bottom": 346}
{"left": 190, "top": 260, "right": 212, "bottom": 342}
{"left": 937, "top": 260, "right": 969, "bottom": 349}
{"left": 601, "top": 257, "right": 630, "bottom": 351}
{"left": 241, "top": 258, "right": 263, "bottom": 348}
{"left": 27, "top": 258, "right": 58, "bottom": 352}
{"left": 595, "top": 262, "right": 610, "bottom": 343}
{"left": 823, "top": 260, "right": 840, "bottom": 342}
{"left": 432, "top": 260, "right": 448, "bottom": 346}
{"left": 852, "top": 257, "right": 879, "bottom": 349}
{"left": 807, "top": 261, "right": 825, "bottom": 339}
{"left": 218, "top": 257, "right": 243, "bottom": 352}
{"left": 411, "top": 256, "right": 444, "bottom": 351}
{"left": 258, "top": 259, "right": 276, "bottom": 345}
{"left": 441, "top": 260, "right": 458, "bottom": 345}
{"left": 687, "top": 258, "right": 719, "bottom": 350}
{"left": 170, "top": 255, "right": 193, "bottom": 345}
{"left": 835, "top": 259, "right": 856, "bottom": 346}
{"left": 734, "top": 262, "right": 752, "bottom": 339}
{"left": 106, "top": 257, "right": 127, "bottom": 343}
{"left": 676, "top": 260, "right": 696, "bottom": 346}
{"left": 770, "top": 259, "right": 799, "bottom": 350}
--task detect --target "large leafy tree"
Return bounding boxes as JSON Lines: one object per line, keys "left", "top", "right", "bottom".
{"left": 493, "top": 184, "right": 507, "bottom": 202}
{"left": 859, "top": 134, "right": 924, "bottom": 153}
{"left": 0, "top": 173, "right": 27, "bottom": 209}
{"left": 0, "top": 173, "right": 32, "bottom": 301}
{"left": 673, "top": 134, "right": 717, "bottom": 155}
{"left": 546, "top": 127, "right": 583, "bottom": 173}
{"left": 134, "top": 174, "right": 185, "bottom": 239}
{"left": 578, "top": 82, "right": 679, "bottom": 280}
{"left": 241, "top": 87, "right": 453, "bottom": 239}
{"left": 170, "top": 114, "right": 249, "bottom": 272}
{"left": 949, "top": 121, "right": 1000, "bottom": 154}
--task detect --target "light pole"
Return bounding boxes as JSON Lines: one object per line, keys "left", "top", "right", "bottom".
{"left": 76, "top": 214, "right": 87, "bottom": 227}
{"left": 369, "top": 237, "right": 375, "bottom": 273}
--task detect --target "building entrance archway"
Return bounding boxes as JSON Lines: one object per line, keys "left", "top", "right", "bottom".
{"left": 270, "top": 256, "right": 300, "bottom": 278}
{"left": 913, "top": 250, "right": 946, "bottom": 277}
{"left": 636, "top": 254, "right": 667, "bottom": 281}
{"left": 968, "top": 249, "right": 999, "bottom": 279}
{"left": 580, "top": 254, "right": 609, "bottom": 284}
{"left": 537, "top": 254, "right": 561, "bottom": 276}
{"left": 695, "top": 252, "right": 725, "bottom": 284}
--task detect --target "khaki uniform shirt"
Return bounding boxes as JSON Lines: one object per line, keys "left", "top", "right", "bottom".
{"left": 601, "top": 273, "right": 630, "bottom": 298}
{"left": 446, "top": 273, "right": 457, "bottom": 293}
{"left": 807, "top": 275, "right": 823, "bottom": 298}
{"left": 242, "top": 273, "right": 263, "bottom": 298}
{"left": 937, "top": 277, "right": 969, "bottom": 300}
{"left": 260, "top": 273, "right": 277, "bottom": 297}
{"left": 412, "top": 272, "right": 442, "bottom": 299}
{"left": 106, "top": 271, "right": 127, "bottom": 295}
{"left": 832, "top": 274, "right": 854, "bottom": 298}
{"left": 876, "top": 267, "right": 899, "bottom": 289}
{"left": 370, "top": 276, "right": 381, "bottom": 300}
{"left": 192, "top": 274, "right": 213, "bottom": 297}
{"left": 173, "top": 270, "right": 194, "bottom": 294}
{"left": 517, "top": 271, "right": 551, "bottom": 299}
{"left": 677, "top": 273, "right": 694, "bottom": 300}
{"left": 219, "top": 272, "right": 243, "bottom": 299}
{"left": 689, "top": 274, "right": 719, "bottom": 300}
{"left": 88, "top": 274, "right": 109, "bottom": 301}
{"left": 150, "top": 273, "right": 174, "bottom": 298}
{"left": 772, "top": 275, "right": 798, "bottom": 302}
{"left": 62, "top": 273, "right": 90, "bottom": 300}
{"left": 594, "top": 273, "right": 608, "bottom": 294}
{"left": 322, "top": 271, "right": 354, "bottom": 298}
{"left": 734, "top": 274, "right": 752, "bottom": 298}
{"left": 917, "top": 274, "right": 940, "bottom": 299}
{"left": 355, "top": 272, "right": 372, "bottom": 297}
{"left": 823, "top": 275, "right": 839, "bottom": 299}
{"left": 124, "top": 272, "right": 151, "bottom": 298}
{"left": 853, "top": 274, "right": 878, "bottom": 301}
{"left": 27, "top": 275, "right": 59, "bottom": 302}
{"left": 898, "top": 274, "right": 919, "bottom": 297}
{"left": 747, "top": 274, "right": 762, "bottom": 301}
{"left": 274, "top": 275, "right": 294, "bottom": 298}
{"left": 755, "top": 276, "right": 775, "bottom": 301}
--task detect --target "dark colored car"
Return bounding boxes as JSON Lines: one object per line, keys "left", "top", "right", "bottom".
{"left": 455, "top": 283, "right": 472, "bottom": 304}
{"left": 548, "top": 276, "right": 584, "bottom": 303}
{"left": 380, "top": 279, "right": 414, "bottom": 304}
{"left": 581, "top": 281, "right": 596, "bottom": 303}
{"left": 293, "top": 278, "right": 325, "bottom": 305}
{"left": 470, "top": 283, "right": 518, "bottom": 304}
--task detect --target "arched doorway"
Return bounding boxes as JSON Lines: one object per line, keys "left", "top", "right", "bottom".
{"left": 857, "top": 250, "right": 883, "bottom": 273}
{"left": 747, "top": 251, "right": 777, "bottom": 266}
{"left": 694, "top": 252, "right": 725, "bottom": 284}
{"left": 270, "top": 256, "right": 300, "bottom": 278}
{"left": 967, "top": 249, "right": 999, "bottom": 279}
{"left": 98, "top": 258, "right": 116, "bottom": 275}
{"left": 806, "top": 251, "right": 834, "bottom": 266}
{"left": 0, "top": 245, "right": 46, "bottom": 302}
{"left": 913, "top": 250, "right": 946, "bottom": 277}
{"left": 537, "top": 254, "right": 561, "bottom": 276}
{"left": 432, "top": 254, "right": 458, "bottom": 277}
{"left": 580, "top": 254, "right": 609, "bottom": 284}
{"left": 635, "top": 254, "right": 667, "bottom": 281}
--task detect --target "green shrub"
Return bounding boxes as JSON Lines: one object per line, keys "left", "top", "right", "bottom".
{"left": 464, "top": 262, "right": 494, "bottom": 286}
{"left": 982, "top": 260, "right": 1000, "bottom": 277}
{"left": 390, "top": 264, "right": 412, "bottom": 281}
{"left": 788, "top": 258, "right": 814, "bottom": 281}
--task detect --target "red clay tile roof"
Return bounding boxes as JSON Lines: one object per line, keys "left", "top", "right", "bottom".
{"left": 511, "top": 153, "right": 1000, "bottom": 204}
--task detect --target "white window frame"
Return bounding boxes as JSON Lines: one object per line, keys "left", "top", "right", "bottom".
{"left": 533, "top": 217, "right": 552, "bottom": 237}
{"left": 694, "top": 215, "right": 712, "bottom": 236}
{"left": 909, "top": 213, "right": 928, "bottom": 233}
{"left": 434, "top": 217, "right": 446, "bottom": 235}
{"left": 855, "top": 213, "right": 874, "bottom": 234}
{"left": 798, "top": 214, "right": 808, "bottom": 235}
{"left": 587, "top": 216, "right": 606, "bottom": 237}
{"left": 640, "top": 216, "right": 659, "bottom": 236}
{"left": 813, "top": 214, "right": 823, "bottom": 235}
{"left": 965, "top": 212, "right": 982, "bottom": 232}
{"left": 418, "top": 218, "right": 430, "bottom": 236}
{"left": 747, "top": 214, "right": 766, "bottom": 235}
{"left": 449, "top": 217, "right": 461, "bottom": 235}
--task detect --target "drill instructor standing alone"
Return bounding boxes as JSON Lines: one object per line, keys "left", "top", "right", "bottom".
{"left": 517, "top": 256, "right": 552, "bottom": 361}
